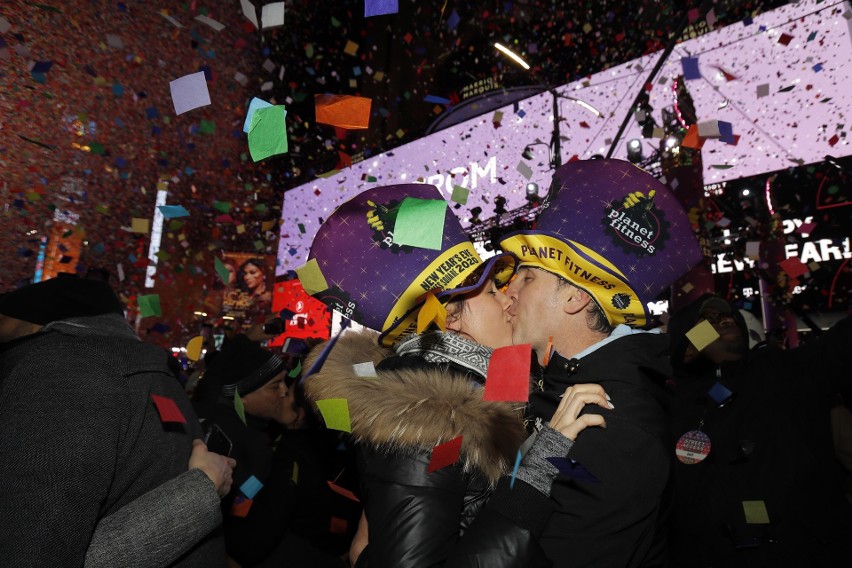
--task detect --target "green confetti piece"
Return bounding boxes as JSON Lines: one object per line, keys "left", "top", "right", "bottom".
{"left": 214, "top": 257, "right": 230, "bottom": 285}
{"left": 234, "top": 391, "right": 247, "bottom": 426}
{"left": 316, "top": 398, "right": 351, "bottom": 432}
{"left": 248, "top": 105, "right": 288, "bottom": 162}
{"left": 392, "top": 197, "right": 447, "bottom": 250}
{"left": 95, "top": 204, "right": 110, "bottom": 214}
{"left": 288, "top": 360, "right": 302, "bottom": 378}
{"left": 138, "top": 294, "right": 162, "bottom": 318}
{"left": 89, "top": 142, "right": 105, "bottom": 155}
{"left": 253, "top": 240, "right": 264, "bottom": 251}
{"left": 451, "top": 185, "right": 469, "bottom": 204}
{"left": 198, "top": 119, "right": 216, "bottom": 134}
{"left": 297, "top": 223, "right": 306, "bottom": 234}
{"left": 213, "top": 201, "right": 231, "bottom": 213}
{"left": 168, "top": 220, "right": 185, "bottom": 231}
{"left": 154, "top": 250, "right": 170, "bottom": 261}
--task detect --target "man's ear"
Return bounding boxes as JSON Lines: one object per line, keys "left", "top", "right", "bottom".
{"left": 561, "top": 284, "right": 592, "bottom": 316}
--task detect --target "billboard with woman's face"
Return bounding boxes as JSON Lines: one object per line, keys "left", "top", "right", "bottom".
{"left": 220, "top": 252, "right": 275, "bottom": 321}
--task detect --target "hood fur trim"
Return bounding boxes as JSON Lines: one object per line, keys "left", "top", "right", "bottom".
{"left": 304, "top": 329, "right": 527, "bottom": 483}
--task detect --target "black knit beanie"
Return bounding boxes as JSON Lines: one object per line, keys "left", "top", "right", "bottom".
{"left": 204, "top": 334, "right": 285, "bottom": 397}
{"left": 0, "top": 275, "right": 124, "bottom": 325}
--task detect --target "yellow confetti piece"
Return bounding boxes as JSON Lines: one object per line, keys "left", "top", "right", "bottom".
{"left": 131, "top": 218, "right": 150, "bottom": 233}
{"left": 295, "top": 258, "right": 329, "bottom": 295}
{"left": 685, "top": 320, "right": 720, "bottom": 352}
{"left": 417, "top": 293, "right": 447, "bottom": 333}
{"left": 743, "top": 500, "right": 770, "bottom": 524}
{"left": 186, "top": 336, "right": 204, "bottom": 362}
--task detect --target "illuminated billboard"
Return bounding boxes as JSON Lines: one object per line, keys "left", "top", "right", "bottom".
{"left": 277, "top": 0, "right": 852, "bottom": 275}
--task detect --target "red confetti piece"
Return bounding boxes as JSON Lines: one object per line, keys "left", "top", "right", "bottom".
{"left": 428, "top": 435, "right": 463, "bottom": 473}
{"left": 231, "top": 496, "right": 253, "bottom": 517}
{"left": 483, "top": 344, "right": 531, "bottom": 402}
{"left": 327, "top": 481, "right": 361, "bottom": 503}
{"left": 779, "top": 257, "right": 808, "bottom": 279}
{"left": 150, "top": 394, "right": 187, "bottom": 424}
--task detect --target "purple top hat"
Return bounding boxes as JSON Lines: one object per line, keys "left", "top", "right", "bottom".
{"left": 307, "top": 183, "right": 515, "bottom": 345}
{"left": 500, "top": 159, "right": 702, "bottom": 327}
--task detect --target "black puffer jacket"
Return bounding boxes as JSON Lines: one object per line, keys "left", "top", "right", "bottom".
{"left": 667, "top": 295, "right": 852, "bottom": 567}
{"left": 304, "top": 330, "right": 545, "bottom": 568}
{"left": 519, "top": 329, "right": 673, "bottom": 568}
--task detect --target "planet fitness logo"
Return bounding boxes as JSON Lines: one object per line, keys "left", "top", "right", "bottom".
{"left": 365, "top": 198, "right": 414, "bottom": 254}
{"left": 317, "top": 286, "right": 362, "bottom": 322}
{"left": 602, "top": 190, "right": 670, "bottom": 257}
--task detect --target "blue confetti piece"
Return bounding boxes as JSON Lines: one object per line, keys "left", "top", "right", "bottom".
{"left": 546, "top": 457, "right": 600, "bottom": 483}
{"left": 708, "top": 381, "right": 733, "bottom": 404}
{"left": 365, "top": 0, "right": 398, "bottom": 17}
{"left": 424, "top": 94, "right": 451, "bottom": 105}
{"left": 31, "top": 60, "right": 53, "bottom": 74}
{"left": 157, "top": 205, "right": 190, "bottom": 219}
{"left": 145, "top": 106, "right": 159, "bottom": 119}
{"left": 240, "top": 475, "right": 264, "bottom": 499}
{"left": 243, "top": 97, "right": 273, "bottom": 133}
{"left": 447, "top": 9, "right": 460, "bottom": 30}
{"left": 681, "top": 57, "right": 701, "bottom": 80}
{"left": 719, "top": 121, "right": 734, "bottom": 144}
{"left": 510, "top": 449, "right": 522, "bottom": 489}
{"left": 812, "top": 63, "right": 823, "bottom": 73}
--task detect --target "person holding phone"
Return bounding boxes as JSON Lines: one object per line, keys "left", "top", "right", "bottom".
{"left": 0, "top": 275, "right": 231, "bottom": 568}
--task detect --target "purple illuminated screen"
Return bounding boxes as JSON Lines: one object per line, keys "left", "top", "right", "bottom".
{"left": 277, "top": 0, "right": 852, "bottom": 275}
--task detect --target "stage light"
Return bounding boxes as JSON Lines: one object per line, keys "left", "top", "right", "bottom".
{"left": 526, "top": 183, "right": 539, "bottom": 201}
{"left": 627, "top": 139, "right": 643, "bottom": 164}
{"left": 494, "top": 196, "right": 507, "bottom": 215}
{"left": 494, "top": 43, "right": 530, "bottom": 70}
{"left": 740, "top": 188, "right": 751, "bottom": 198}
{"left": 665, "top": 136, "right": 678, "bottom": 149}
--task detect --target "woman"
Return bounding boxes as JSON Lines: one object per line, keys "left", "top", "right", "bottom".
{"left": 238, "top": 258, "right": 272, "bottom": 306}
{"left": 301, "top": 184, "right": 610, "bottom": 568}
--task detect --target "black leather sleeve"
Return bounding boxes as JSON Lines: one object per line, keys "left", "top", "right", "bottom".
{"left": 358, "top": 448, "right": 468, "bottom": 568}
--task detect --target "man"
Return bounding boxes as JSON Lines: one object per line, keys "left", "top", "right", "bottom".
{"left": 494, "top": 158, "right": 703, "bottom": 566}
{"left": 0, "top": 275, "right": 229, "bottom": 567}
{"left": 667, "top": 294, "right": 852, "bottom": 566}
{"left": 193, "top": 333, "right": 351, "bottom": 567}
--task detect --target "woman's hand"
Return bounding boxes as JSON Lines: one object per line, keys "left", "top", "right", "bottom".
{"left": 550, "top": 384, "right": 612, "bottom": 441}
{"left": 349, "top": 511, "right": 369, "bottom": 568}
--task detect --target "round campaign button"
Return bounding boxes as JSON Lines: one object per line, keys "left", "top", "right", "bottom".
{"left": 675, "top": 430, "right": 712, "bottom": 464}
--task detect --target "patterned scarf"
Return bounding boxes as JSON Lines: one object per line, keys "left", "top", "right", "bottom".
{"left": 394, "top": 331, "right": 492, "bottom": 380}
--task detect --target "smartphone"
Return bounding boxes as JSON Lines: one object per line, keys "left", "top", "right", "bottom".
{"left": 203, "top": 423, "right": 233, "bottom": 457}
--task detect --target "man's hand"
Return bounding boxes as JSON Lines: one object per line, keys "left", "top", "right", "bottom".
{"left": 189, "top": 440, "right": 237, "bottom": 498}
{"left": 550, "top": 384, "right": 612, "bottom": 440}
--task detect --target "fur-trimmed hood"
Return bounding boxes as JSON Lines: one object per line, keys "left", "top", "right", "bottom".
{"left": 303, "top": 329, "right": 527, "bottom": 483}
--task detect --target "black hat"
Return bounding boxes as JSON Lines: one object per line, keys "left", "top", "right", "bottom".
{"left": 205, "top": 334, "right": 286, "bottom": 397}
{"left": 0, "top": 275, "right": 124, "bottom": 325}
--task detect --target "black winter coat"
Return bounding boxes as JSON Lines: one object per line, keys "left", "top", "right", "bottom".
{"left": 304, "top": 330, "right": 543, "bottom": 568}
{"left": 667, "top": 298, "right": 852, "bottom": 567}
{"left": 523, "top": 329, "right": 673, "bottom": 567}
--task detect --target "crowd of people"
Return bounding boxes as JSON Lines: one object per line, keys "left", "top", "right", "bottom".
{"left": 2, "top": 158, "right": 850, "bottom": 568}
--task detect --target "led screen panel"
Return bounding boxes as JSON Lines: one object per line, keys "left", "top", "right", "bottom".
{"left": 277, "top": 0, "right": 852, "bottom": 274}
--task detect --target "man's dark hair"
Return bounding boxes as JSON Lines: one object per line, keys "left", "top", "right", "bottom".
{"left": 555, "top": 277, "right": 614, "bottom": 335}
